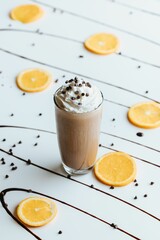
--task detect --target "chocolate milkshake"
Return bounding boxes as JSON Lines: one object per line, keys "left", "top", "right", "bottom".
{"left": 54, "top": 77, "right": 103, "bottom": 175}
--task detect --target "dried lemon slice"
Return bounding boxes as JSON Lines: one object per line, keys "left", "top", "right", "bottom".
{"left": 17, "top": 197, "right": 57, "bottom": 227}
{"left": 10, "top": 4, "right": 44, "bottom": 23}
{"left": 84, "top": 33, "right": 119, "bottom": 55}
{"left": 128, "top": 102, "right": 160, "bottom": 129}
{"left": 16, "top": 69, "right": 52, "bottom": 92}
{"left": 94, "top": 152, "right": 136, "bottom": 187}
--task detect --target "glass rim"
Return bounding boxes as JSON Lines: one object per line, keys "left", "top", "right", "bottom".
{"left": 53, "top": 87, "right": 104, "bottom": 114}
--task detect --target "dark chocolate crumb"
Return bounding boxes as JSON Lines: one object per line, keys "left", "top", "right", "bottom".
{"left": 145, "top": 90, "right": 149, "bottom": 94}
{"left": 144, "top": 194, "right": 147, "bottom": 198}
{"left": 2, "top": 138, "right": 6, "bottom": 142}
{"left": 37, "top": 135, "right": 40, "bottom": 138}
{"left": 27, "top": 159, "right": 31, "bottom": 165}
{"left": 99, "top": 144, "right": 102, "bottom": 147}
{"left": 58, "top": 230, "right": 62, "bottom": 234}
{"left": 136, "top": 132, "right": 144, "bottom": 137}
{"left": 82, "top": 81, "right": 85, "bottom": 84}
{"left": 110, "top": 186, "right": 114, "bottom": 189}
{"left": 11, "top": 166, "right": 17, "bottom": 171}
{"left": 112, "top": 118, "right": 115, "bottom": 121}
{"left": 18, "top": 141, "right": 22, "bottom": 144}
{"left": 2, "top": 161, "right": 6, "bottom": 165}
{"left": 22, "top": 92, "right": 26, "bottom": 96}
{"left": 90, "top": 184, "right": 94, "bottom": 188}
{"left": 55, "top": 79, "right": 59, "bottom": 83}
{"left": 69, "top": 79, "right": 73, "bottom": 83}
{"left": 5, "top": 175, "right": 9, "bottom": 179}
{"left": 71, "top": 97, "right": 75, "bottom": 100}
{"left": 134, "top": 196, "right": 137, "bottom": 200}
{"left": 10, "top": 113, "right": 14, "bottom": 117}
{"left": 135, "top": 183, "right": 139, "bottom": 186}
{"left": 79, "top": 55, "right": 84, "bottom": 58}
{"left": 77, "top": 96, "right": 80, "bottom": 99}
{"left": 34, "top": 143, "right": 38, "bottom": 146}
{"left": 110, "top": 143, "right": 114, "bottom": 146}
{"left": 39, "top": 113, "right": 42, "bottom": 116}
{"left": 65, "top": 80, "right": 68, "bottom": 84}
{"left": 12, "top": 144, "right": 16, "bottom": 148}
{"left": 1, "top": 158, "right": 4, "bottom": 161}
{"left": 79, "top": 84, "right": 82, "bottom": 87}
{"left": 66, "top": 87, "right": 70, "bottom": 91}
{"left": 81, "top": 93, "right": 85, "bottom": 96}
{"left": 67, "top": 174, "right": 71, "bottom": 179}
{"left": 62, "top": 91, "right": 66, "bottom": 94}
{"left": 137, "top": 65, "right": 141, "bottom": 69}
{"left": 150, "top": 181, "right": 154, "bottom": 185}
{"left": 86, "top": 93, "right": 89, "bottom": 97}
{"left": 10, "top": 163, "right": 14, "bottom": 166}
{"left": 118, "top": 52, "right": 122, "bottom": 55}
{"left": 134, "top": 179, "right": 137, "bottom": 182}
{"left": 78, "top": 103, "right": 82, "bottom": 105}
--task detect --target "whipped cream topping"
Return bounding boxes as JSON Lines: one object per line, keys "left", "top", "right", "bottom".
{"left": 54, "top": 77, "right": 103, "bottom": 113}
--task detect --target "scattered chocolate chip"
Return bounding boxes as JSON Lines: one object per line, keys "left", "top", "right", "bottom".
{"left": 145, "top": 90, "right": 149, "bottom": 94}
{"left": 74, "top": 77, "right": 78, "bottom": 83}
{"left": 118, "top": 52, "right": 122, "bottom": 55}
{"left": 81, "top": 93, "right": 85, "bottom": 96}
{"left": 110, "top": 143, "right": 114, "bottom": 146}
{"left": 77, "top": 96, "right": 80, "bottom": 99}
{"left": 82, "top": 81, "right": 85, "bottom": 84}
{"left": 2, "top": 161, "right": 6, "bottom": 165}
{"left": 22, "top": 92, "right": 26, "bottom": 95}
{"left": 66, "top": 87, "right": 70, "bottom": 91}
{"left": 110, "top": 223, "right": 118, "bottom": 229}
{"left": 58, "top": 230, "right": 62, "bottom": 234}
{"left": 18, "top": 141, "right": 22, "bottom": 144}
{"left": 67, "top": 174, "right": 71, "bottom": 179}
{"left": 10, "top": 113, "right": 14, "bottom": 117}
{"left": 2, "top": 138, "right": 6, "bottom": 142}
{"left": 5, "top": 175, "right": 9, "bottom": 179}
{"left": 10, "top": 163, "right": 14, "bottom": 166}
{"left": 144, "top": 194, "right": 147, "bottom": 198}
{"left": 86, "top": 82, "right": 91, "bottom": 88}
{"left": 90, "top": 184, "right": 94, "bottom": 188}
{"left": 99, "top": 144, "right": 102, "bottom": 147}
{"left": 39, "top": 113, "right": 42, "bottom": 116}
{"left": 136, "top": 132, "right": 143, "bottom": 137}
{"left": 134, "top": 179, "right": 137, "bottom": 182}
{"left": 78, "top": 103, "right": 82, "bottom": 105}
{"left": 1, "top": 158, "right": 4, "bottom": 161}
{"left": 69, "top": 79, "right": 73, "bottom": 83}
{"left": 37, "top": 135, "right": 40, "bottom": 138}
{"left": 79, "top": 84, "right": 82, "bottom": 87}
{"left": 55, "top": 79, "right": 59, "bottom": 83}
{"left": 86, "top": 93, "right": 89, "bottom": 97}
{"left": 135, "top": 183, "right": 139, "bottom": 186}
{"left": 75, "top": 91, "right": 79, "bottom": 95}
{"left": 11, "top": 166, "right": 17, "bottom": 171}
{"left": 34, "top": 143, "right": 38, "bottom": 146}
{"left": 71, "top": 97, "right": 75, "bottom": 100}
{"left": 137, "top": 65, "right": 141, "bottom": 69}
{"left": 27, "top": 159, "right": 31, "bottom": 165}
{"left": 62, "top": 90, "right": 66, "bottom": 94}
{"left": 79, "top": 55, "right": 84, "bottom": 58}
{"left": 65, "top": 80, "right": 68, "bottom": 84}
{"left": 134, "top": 196, "right": 137, "bottom": 200}
{"left": 112, "top": 118, "right": 115, "bottom": 121}
{"left": 12, "top": 144, "right": 16, "bottom": 148}
{"left": 150, "top": 181, "right": 154, "bottom": 185}
{"left": 110, "top": 186, "right": 114, "bottom": 189}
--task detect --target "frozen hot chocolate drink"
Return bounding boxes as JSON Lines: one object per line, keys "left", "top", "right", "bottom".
{"left": 54, "top": 77, "right": 103, "bottom": 175}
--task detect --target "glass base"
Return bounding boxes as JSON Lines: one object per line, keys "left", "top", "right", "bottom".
{"left": 62, "top": 163, "right": 93, "bottom": 175}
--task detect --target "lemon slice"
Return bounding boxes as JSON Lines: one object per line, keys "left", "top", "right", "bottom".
{"left": 94, "top": 152, "right": 136, "bottom": 187}
{"left": 17, "top": 197, "right": 57, "bottom": 227}
{"left": 84, "top": 33, "right": 119, "bottom": 55}
{"left": 16, "top": 68, "right": 52, "bottom": 92}
{"left": 128, "top": 102, "right": 160, "bottom": 129}
{"left": 10, "top": 4, "right": 44, "bottom": 23}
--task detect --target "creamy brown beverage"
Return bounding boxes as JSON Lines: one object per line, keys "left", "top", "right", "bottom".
{"left": 54, "top": 77, "right": 103, "bottom": 175}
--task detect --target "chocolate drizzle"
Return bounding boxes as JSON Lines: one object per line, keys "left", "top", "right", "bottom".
{"left": 0, "top": 188, "right": 141, "bottom": 240}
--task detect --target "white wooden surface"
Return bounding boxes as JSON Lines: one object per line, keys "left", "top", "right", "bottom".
{"left": 0, "top": 0, "right": 160, "bottom": 239}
